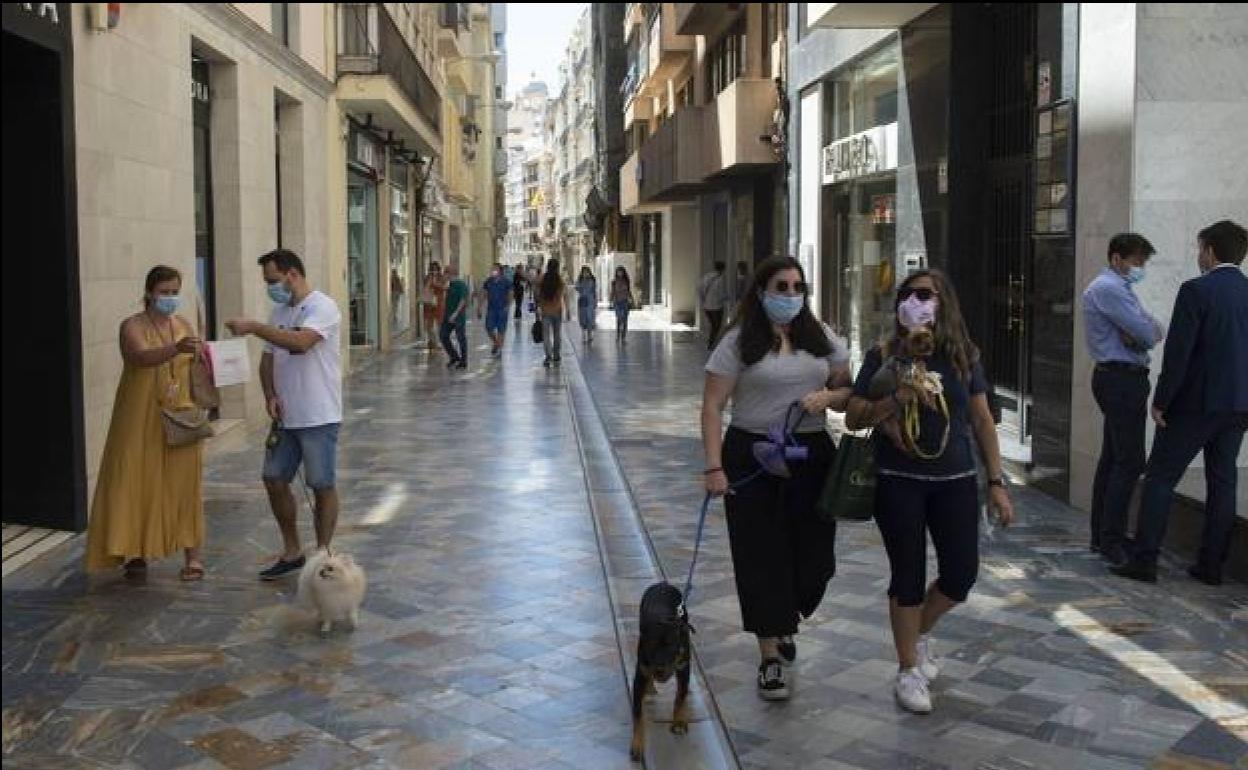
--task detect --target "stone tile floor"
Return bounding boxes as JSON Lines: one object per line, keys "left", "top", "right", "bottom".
{"left": 3, "top": 313, "right": 1247, "bottom": 770}
{"left": 570, "top": 319, "right": 1248, "bottom": 770}
{"left": 3, "top": 328, "right": 635, "bottom": 770}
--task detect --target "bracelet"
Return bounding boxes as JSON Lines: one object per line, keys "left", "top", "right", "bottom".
{"left": 703, "top": 467, "right": 723, "bottom": 475}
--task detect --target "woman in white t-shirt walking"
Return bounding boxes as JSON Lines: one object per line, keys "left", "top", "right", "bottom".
{"left": 701, "top": 256, "right": 853, "bottom": 701}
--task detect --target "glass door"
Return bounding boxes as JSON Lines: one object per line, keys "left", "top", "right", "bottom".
{"left": 347, "top": 171, "right": 378, "bottom": 348}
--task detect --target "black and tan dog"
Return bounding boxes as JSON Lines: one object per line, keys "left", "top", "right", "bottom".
{"left": 630, "top": 581, "right": 693, "bottom": 762}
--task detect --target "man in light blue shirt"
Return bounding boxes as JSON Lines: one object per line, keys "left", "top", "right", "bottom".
{"left": 1081, "top": 233, "right": 1165, "bottom": 566}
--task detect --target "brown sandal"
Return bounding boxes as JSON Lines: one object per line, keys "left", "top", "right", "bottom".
{"left": 180, "top": 563, "right": 206, "bottom": 582}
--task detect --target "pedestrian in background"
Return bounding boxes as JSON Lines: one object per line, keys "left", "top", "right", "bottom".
{"left": 537, "top": 259, "right": 568, "bottom": 368}
{"left": 611, "top": 266, "right": 635, "bottom": 345}
{"left": 512, "top": 262, "right": 528, "bottom": 321}
{"left": 702, "top": 255, "right": 852, "bottom": 701}
{"left": 846, "top": 269, "right": 1014, "bottom": 715}
{"left": 479, "top": 262, "right": 512, "bottom": 358}
{"left": 86, "top": 265, "right": 205, "bottom": 580}
{"left": 437, "top": 264, "right": 470, "bottom": 370}
{"left": 1081, "top": 233, "right": 1165, "bottom": 567}
{"left": 1112, "top": 220, "right": 1248, "bottom": 586}
{"left": 576, "top": 265, "right": 598, "bottom": 344}
{"left": 226, "top": 249, "right": 343, "bottom": 581}
{"left": 699, "top": 260, "right": 728, "bottom": 350}
{"left": 422, "top": 262, "right": 446, "bottom": 353}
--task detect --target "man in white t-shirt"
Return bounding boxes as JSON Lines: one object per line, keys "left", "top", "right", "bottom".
{"left": 699, "top": 261, "right": 728, "bottom": 350}
{"left": 226, "top": 249, "right": 343, "bottom": 581}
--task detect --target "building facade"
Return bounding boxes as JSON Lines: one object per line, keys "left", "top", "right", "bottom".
{"left": 504, "top": 79, "right": 553, "bottom": 268}
{"left": 547, "top": 8, "right": 597, "bottom": 277}
{"left": 617, "top": 3, "right": 788, "bottom": 324}
{"left": 787, "top": 3, "right": 1248, "bottom": 511}
{"left": 3, "top": 3, "right": 335, "bottom": 531}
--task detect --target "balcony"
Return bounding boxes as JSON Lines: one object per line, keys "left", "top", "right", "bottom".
{"left": 675, "top": 3, "right": 740, "bottom": 35}
{"left": 702, "top": 78, "right": 778, "bottom": 178}
{"left": 624, "top": 2, "right": 646, "bottom": 36}
{"left": 638, "top": 106, "right": 706, "bottom": 202}
{"left": 807, "top": 3, "right": 936, "bottom": 28}
{"left": 437, "top": 3, "right": 469, "bottom": 58}
{"left": 337, "top": 3, "right": 441, "bottom": 154}
{"left": 639, "top": 5, "right": 694, "bottom": 97}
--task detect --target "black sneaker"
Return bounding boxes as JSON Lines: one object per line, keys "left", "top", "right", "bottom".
{"left": 455, "top": 360, "right": 467, "bottom": 370}
{"left": 446, "top": 359, "right": 459, "bottom": 369}
{"left": 259, "top": 555, "right": 306, "bottom": 581}
{"left": 757, "top": 658, "right": 789, "bottom": 701}
{"left": 543, "top": 357, "right": 551, "bottom": 368}
{"left": 777, "top": 637, "right": 796, "bottom": 667}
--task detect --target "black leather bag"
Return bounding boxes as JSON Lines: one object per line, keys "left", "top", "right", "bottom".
{"left": 531, "top": 318, "right": 544, "bottom": 344}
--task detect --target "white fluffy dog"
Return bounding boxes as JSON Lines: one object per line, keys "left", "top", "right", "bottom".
{"left": 297, "top": 548, "right": 366, "bottom": 636}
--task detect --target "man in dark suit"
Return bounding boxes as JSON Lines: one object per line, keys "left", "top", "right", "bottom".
{"left": 1112, "top": 220, "right": 1248, "bottom": 585}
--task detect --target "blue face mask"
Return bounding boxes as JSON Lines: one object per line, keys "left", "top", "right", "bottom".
{"left": 1127, "top": 265, "right": 1146, "bottom": 284}
{"left": 267, "top": 281, "right": 292, "bottom": 305}
{"left": 153, "top": 295, "right": 181, "bottom": 316}
{"left": 761, "top": 292, "right": 804, "bottom": 325}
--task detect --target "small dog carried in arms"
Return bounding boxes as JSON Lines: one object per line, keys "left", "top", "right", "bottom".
{"left": 867, "top": 324, "right": 951, "bottom": 459}
{"left": 297, "top": 547, "right": 366, "bottom": 636}
{"left": 630, "top": 581, "right": 693, "bottom": 762}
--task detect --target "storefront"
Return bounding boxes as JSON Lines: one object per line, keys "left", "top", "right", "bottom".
{"left": 2, "top": 2, "right": 86, "bottom": 531}
{"left": 347, "top": 123, "right": 380, "bottom": 349}
{"left": 389, "top": 157, "right": 412, "bottom": 338}
{"left": 816, "top": 40, "right": 902, "bottom": 364}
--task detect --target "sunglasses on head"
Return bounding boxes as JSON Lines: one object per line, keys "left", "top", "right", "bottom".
{"left": 770, "top": 280, "right": 808, "bottom": 295}
{"left": 897, "top": 287, "right": 938, "bottom": 302}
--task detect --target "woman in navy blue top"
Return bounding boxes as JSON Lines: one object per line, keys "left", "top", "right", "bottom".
{"left": 846, "top": 269, "right": 1014, "bottom": 715}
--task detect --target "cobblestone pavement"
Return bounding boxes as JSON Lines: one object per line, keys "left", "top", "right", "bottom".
{"left": 3, "top": 327, "right": 635, "bottom": 770}
{"left": 3, "top": 312, "right": 1247, "bottom": 770}
{"left": 570, "top": 316, "right": 1248, "bottom": 770}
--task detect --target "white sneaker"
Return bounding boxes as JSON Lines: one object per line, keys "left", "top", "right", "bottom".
{"left": 916, "top": 635, "right": 940, "bottom": 681}
{"left": 894, "top": 668, "right": 933, "bottom": 714}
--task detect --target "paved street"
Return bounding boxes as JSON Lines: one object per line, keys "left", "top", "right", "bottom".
{"left": 4, "top": 314, "right": 1248, "bottom": 770}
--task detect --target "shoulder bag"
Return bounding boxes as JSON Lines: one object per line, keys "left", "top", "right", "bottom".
{"left": 814, "top": 431, "right": 876, "bottom": 522}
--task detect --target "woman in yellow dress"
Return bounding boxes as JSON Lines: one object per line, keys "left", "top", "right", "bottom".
{"left": 85, "top": 265, "right": 206, "bottom": 580}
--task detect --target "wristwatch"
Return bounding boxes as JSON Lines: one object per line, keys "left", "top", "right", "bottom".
{"left": 987, "top": 477, "right": 1008, "bottom": 489}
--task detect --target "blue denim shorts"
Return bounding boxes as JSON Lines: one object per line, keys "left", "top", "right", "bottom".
{"left": 485, "top": 305, "right": 509, "bottom": 334}
{"left": 262, "top": 423, "right": 340, "bottom": 490}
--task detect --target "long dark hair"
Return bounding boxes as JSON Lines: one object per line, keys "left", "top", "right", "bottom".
{"left": 614, "top": 266, "right": 631, "bottom": 286}
{"left": 539, "top": 259, "right": 563, "bottom": 301}
{"left": 143, "top": 265, "right": 182, "bottom": 307}
{"left": 887, "top": 269, "right": 979, "bottom": 383}
{"left": 732, "top": 256, "right": 831, "bottom": 366}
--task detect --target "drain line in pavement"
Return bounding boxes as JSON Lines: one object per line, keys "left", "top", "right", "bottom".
{"left": 563, "top": 353, "right": 741, "bottom": 770}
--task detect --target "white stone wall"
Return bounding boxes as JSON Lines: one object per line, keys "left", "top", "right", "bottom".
{"left": 73, "top": 4, "right": 332, "bottom": 499}
{"left": 1071, "top": 3, "right": 1248, "bottom": 509}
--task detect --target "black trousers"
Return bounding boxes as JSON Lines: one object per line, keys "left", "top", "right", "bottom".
{"left": 705, "top": 309, "right": 725, "bottom": 350}
{"left": 1134, "top": 411, "right": 1248, "bottom": 566}
{"left": 1090, "top": 366, "right": 1150, "bottom": 551}
{"left": 874, "top": 474, "right": 979, "bottom": 607}
{"left": 722, "top": 427, "right": 837, "bottom": 637}
{"left": 514, "top": 294, "right": 524, "bottom": 319}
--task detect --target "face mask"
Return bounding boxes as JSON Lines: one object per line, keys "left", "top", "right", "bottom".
{"left": 153, "top": 295, "right": 181, "bottom": 316}
{"left": 1126, "top": 265, "right": 1146, "bottom": 284}
{"left": 267, "top": 281, "right": 292, "bottom": 305}
{"left": 491, "top": 270, "right": 500, "bottom": 278}
{"left": 761, "top": 292, "right": 804, "bottom": 325}
{"left": 897, "top": 295, "right": 938, "bottom": 329}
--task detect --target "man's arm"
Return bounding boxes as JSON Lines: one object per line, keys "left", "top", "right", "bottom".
{"left": 1093, "top": 281, "right": 1159, "bottom": 348}
{"left": 260, "top": 350, "right": 275, "bottom": 399}
{"left": 1153, "top": 282, "right": 1201, "bottom": 415}
{"left": 247, "top": 323, "right": 322, "bottom": 354}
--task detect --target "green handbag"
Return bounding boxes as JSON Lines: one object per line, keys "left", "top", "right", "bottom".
{"left": 815, "top": 432, "right": 876, "bottom": 522}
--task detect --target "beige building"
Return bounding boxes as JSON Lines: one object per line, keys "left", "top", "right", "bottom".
{"left": 619, "top": 3, "right": 786, "bottom": 324}
{"left": 3, "top": 3, "right": 337, "bottom": 531}
{"left": 2, "top": 2, "right": 500, "bottom": 534}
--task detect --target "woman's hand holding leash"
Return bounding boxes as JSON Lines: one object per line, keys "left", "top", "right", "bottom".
{"left": 705, "top": 468, "right": 729, "bottom": 497}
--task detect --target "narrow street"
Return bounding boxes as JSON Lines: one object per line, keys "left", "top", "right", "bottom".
{"left": 4, "top": 316, "right": 1247, "bottom": 770}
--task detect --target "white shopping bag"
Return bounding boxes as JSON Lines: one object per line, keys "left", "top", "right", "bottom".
{"left": 207, "top": 339, "right": 252, "bottom": 387}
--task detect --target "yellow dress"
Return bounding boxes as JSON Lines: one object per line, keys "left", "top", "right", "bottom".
{"left": 85, "top": 316, "right": 204, "bottom": 570}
